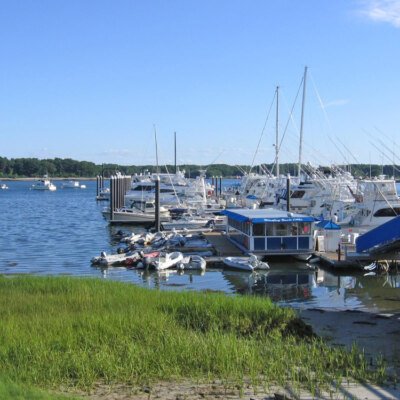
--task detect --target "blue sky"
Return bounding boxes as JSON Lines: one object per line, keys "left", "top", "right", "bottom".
{"left": 1, "top": 0, "right": 400, "bottom": 166}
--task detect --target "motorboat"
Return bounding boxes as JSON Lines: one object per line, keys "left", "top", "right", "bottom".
{"left": 223, "top": 255, "right": 270, "bottom": 271}
{"left": 31, "top": 177, "right": 56, "bottom": 191}
{"left": 177, "top": 255, "right": 206, "bottom": 270}
{"left": 102, "top": 200, "right": 171, "bottom": 224}
{"left": 153, "top": 252, "right": 184, "bottom": 270}
{"left": 61, "top": 180, "right": 80, "bottom": 188}
{"left": 0, "top": 184, "right": 8, "bottom": 190}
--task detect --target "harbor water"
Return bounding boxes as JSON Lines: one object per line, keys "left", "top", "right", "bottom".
{"left": 1, "top": 179, "right": 400, "bottom": 312}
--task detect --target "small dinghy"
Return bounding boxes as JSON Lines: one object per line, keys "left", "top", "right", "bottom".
{"left": 154, "top": 252, "right": 184, "bottom": 270}
{"left": 91, "top": 251, "right": 141, "bottom": 266}
{"left": 177, "top": 255, "right": 206, "bottom": 271}
{"left": 223, "top": 254, "right": 269, "bottom": 272}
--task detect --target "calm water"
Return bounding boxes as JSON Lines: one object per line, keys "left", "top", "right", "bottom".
{"left": 1, "top": 179, "right": 400, "bottom": 312}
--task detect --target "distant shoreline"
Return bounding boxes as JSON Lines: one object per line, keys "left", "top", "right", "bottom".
{"left": 0, "top": 177, "right": 97, "bottom": 181}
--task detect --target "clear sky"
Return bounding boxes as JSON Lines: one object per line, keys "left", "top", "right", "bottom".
{"left": 1, "top": 0, "right": 400, "bottom": 167}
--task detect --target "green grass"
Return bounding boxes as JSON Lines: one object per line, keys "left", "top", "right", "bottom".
{"left": 0, "top": 276, "right": 387, "bottom": 395}
{"left": 0, "top": 375, "right": 82, "bottom": 399}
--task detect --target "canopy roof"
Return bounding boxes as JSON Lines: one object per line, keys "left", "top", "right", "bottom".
{"left": 222, "top": 208, "right": 316, "bottom": 223}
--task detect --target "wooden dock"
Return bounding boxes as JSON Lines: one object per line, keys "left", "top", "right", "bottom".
{"left": 203, "top": 232, "right": 244, "bottom": 256}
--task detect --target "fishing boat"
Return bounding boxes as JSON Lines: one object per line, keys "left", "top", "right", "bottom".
{"left": 31, "top": 176, "right": 56, "bottom": 191}
{"left": 177, "top": 255, "right": 206, "bottom": 270}
{"left": 153, "top": 252, "right": 184, "bottom": 270}
{"left": 223, "top": 254, "right": 269, "bottom": 271}
{"left": 61, "top": 180, "right": 80, "bottom": 188}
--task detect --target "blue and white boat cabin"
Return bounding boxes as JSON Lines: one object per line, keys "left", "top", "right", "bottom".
{"left": 222, "top": 208, "right": 315, "bottom": 257}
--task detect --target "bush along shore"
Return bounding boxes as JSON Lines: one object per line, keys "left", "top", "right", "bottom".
{"left": 0, "top": 276, "right": 388, "bottom": 398}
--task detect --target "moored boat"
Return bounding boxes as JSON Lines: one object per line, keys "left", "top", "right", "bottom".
{"left": 31, "top": 177, "right": 56, "bottom": 191}
{"left": 223, "top": 254, "right": 270, "bottom": 271}
{"left": 177, "top": 255, "right": 206, "bottom": 270}
{"left": 153, "top": 252, "right": 184, "bottom": 270}
{"left": 61, "top": 180, "right": 80, "bottom": 188}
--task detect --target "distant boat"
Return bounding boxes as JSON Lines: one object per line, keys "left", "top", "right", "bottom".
{"left": 31, "top": 177, "right": 56, "bottom": 191}
{"left": 0, "top": 184, "right": 8, "bottom": 190}
{"left": 61, "top": 180, "right": 80, "bottom": 188}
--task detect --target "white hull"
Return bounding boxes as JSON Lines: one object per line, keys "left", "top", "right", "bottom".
{"left": 177, "top": 255, "right": 206, "bottom": 270}
{"left": 223, "top": 257, "right": 255, "bottom": 271}
{"left": 154, "top": 252, "right": 184, "bottom": 270}
{"left": 62, "top": 181, "right": 80, "bottom": 188}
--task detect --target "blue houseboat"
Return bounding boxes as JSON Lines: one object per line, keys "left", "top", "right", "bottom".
{"left": 222, "top": 208, "right": 315, "bottom": 258}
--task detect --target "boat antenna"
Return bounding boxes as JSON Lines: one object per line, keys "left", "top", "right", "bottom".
{"left": 298, "top": 66, "right": 308, "bottom": 178}
{"left": 154, "top": 124, "right": 159, "bottom": 174}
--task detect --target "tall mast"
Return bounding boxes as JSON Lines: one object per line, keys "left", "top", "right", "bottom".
{"left": 298, "top": 66, "right": 308, "bottom": 179}
{"left": 174, "top": 131, "right": 177, "bottom": 174}
{"left": 275, "top": 86, "right": 279, "bottom": 177}
{"left": 154, "top": 124, "right": 159, "bottom": 174}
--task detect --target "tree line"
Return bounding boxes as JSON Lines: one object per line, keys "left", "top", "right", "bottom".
{"left": 0, "top": 156, "right": 399, "bottom": 179}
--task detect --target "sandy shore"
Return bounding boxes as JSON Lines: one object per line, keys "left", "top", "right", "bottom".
{"left": 299, "top": 307, "right": 400, "bottom": 372}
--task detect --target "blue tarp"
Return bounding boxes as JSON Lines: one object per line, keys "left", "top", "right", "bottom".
{"left": 316, "top": 220, "right": 341, "bottom": 230}
{"left": 246, "top": 195, "right": 258, "bottom": 199}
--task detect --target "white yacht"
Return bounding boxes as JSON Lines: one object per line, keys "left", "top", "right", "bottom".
{"left": 61, "top": 180, "right": 80, "bottom": 188}
{"left": 338, "top": 176, "right": 400, "bottom": 228}
{"left": 102, "top": 200, "right": 171, "bottom": 224}
{"left": 31, "top": 177, "right": 57, "bottom": 191}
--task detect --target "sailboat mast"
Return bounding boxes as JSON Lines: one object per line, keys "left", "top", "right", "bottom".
{"left": 276, "top": 86, "right": 279, "bottom": 177}
{"left": 174, "top": 131, "right": 177, "bottom": 174}
{"left": 298, "top": 66, "right": 308, "bottom": 179}
{"left": 154, "top": 124, "right": 159, "bottom": 174}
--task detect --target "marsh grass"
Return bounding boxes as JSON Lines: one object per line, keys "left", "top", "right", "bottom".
{"left": 0, "top": 375, "right": 82, "bottom": 399}
{"left": 0, "top": 276, "right": 386, "bottom": 394}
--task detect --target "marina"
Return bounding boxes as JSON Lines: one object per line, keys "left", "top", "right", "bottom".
{"left": 1, "top": 179, "right": 400, "bottom": 313}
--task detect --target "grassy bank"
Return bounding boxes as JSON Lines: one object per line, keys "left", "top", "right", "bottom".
{"left": 0, "top": 276, "right": 386, "bottom": 396}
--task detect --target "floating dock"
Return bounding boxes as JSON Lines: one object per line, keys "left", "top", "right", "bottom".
{"left": 203, "top": 232, "right": 244, "bottom": 256}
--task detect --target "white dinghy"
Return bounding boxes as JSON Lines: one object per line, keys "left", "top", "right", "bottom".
{"left": 223, "top": 254, "right": 269, "bottom": 272}
{"left": 177, "top": 255, "right": 206, "bottom": 271}
{"left": 154, "top": 252, "right": 184, "bottom": 271}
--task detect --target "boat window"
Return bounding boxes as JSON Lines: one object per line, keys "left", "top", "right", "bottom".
{"left": 290, "top": 223, "right": 298, "bottom": 236}
{"left": 275, "top": 223, "right": 288, "bottom": 236}
{"left": 373, "top": 207, "right": 400, "bottom": 217}
{"left": 298, "top": 222, "right": 311, "bottom": 235}
{"left": 160, "top": 189, "right": 174, "bottom": 193}
{"left": 133, "top": 185, "right": 153, "bottom": 191}
{"left": 291, "top": 190, "right": 305, "bottom": 199}
{"left": 253, "top": 223, "right": 265, "bottom": 236}
{"left": 266, "top": 224, "right": 274, "bottom": 236}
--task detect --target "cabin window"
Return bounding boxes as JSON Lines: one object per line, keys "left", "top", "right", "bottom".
{"left": 373, "top": 207, "right": 400, "bottom": 217}
{"left": 275, "top": 223, "right": 288, "bottom": 236}
{"left": 290, "top": 223, "right": 298, "bottom": 236}
{"left": 298, "top": 222, "right": 311, "bottom": 235}
{"left": 291, "top": 190, "right": 305, "bottom": 199}
{"left": 253, "top": 223, "right": 265, "bottom": 236}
